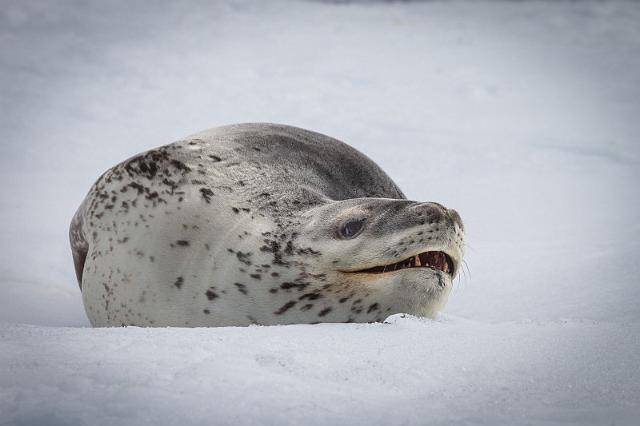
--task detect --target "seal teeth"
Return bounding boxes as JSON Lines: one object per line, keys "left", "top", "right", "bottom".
{"left": 349, "top": 251, "right": 454, "bottom": 275}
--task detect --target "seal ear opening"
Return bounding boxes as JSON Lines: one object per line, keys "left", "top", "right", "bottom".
{"left": 69, "top": 208, "right": 88, "bottom": 289}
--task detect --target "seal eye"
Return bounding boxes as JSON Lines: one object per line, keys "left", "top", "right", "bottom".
{"left": 339, "top": 218, "right": 366, "bottom": 239}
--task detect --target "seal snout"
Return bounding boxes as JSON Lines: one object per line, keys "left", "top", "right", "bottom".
{"left": 412, "top": 201, "right": 463, "bottom": 230}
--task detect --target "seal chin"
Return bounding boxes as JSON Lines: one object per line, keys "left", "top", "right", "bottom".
{"left": 370, "top": 267, "right": 452, "bottom": 319}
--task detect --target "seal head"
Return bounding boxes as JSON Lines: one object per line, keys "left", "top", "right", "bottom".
{"left": 70, "top": 123, "right": 464, "bottom": 326}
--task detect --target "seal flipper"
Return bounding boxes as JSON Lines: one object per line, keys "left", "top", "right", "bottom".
{"left": 69, "top": 206, "right": 88, "bottom": 289}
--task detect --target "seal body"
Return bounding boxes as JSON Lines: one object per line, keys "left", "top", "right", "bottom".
{"left": 70, "top": 123, "right": 464, "bottom": 327}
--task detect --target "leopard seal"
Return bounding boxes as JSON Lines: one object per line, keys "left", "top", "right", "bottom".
{"left": 70, "top": 123, "right": 465, "bottom": 327}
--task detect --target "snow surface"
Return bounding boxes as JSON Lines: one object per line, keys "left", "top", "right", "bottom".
{"left": 1, "top": 0, "right": 639, "bottom": 424}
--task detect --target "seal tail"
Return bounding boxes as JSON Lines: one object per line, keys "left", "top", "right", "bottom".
{"left": 69, "top": 205, "right": 89, "bottom": 289}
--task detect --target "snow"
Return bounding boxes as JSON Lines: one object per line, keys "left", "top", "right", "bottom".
{"left": 2, "top": 316, "right": 639, "bottom": 425}
{"left": 1, "top": 0, "right": 639, "bottom": 424}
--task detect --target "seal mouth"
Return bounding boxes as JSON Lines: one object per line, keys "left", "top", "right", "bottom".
{"left": 348, "top": 251, "right": 454, "bottom": 276}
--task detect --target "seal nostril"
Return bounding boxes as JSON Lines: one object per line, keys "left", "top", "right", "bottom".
{"left": 414, "top": 202, "right": 446, "bottom": 223}
{"left": 447, "top": 209, "right": 464, "bottom": 231}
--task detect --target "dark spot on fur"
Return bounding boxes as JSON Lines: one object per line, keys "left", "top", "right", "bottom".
{"left": 261, "top": 240, "right": 287, "bottom": 266}
{"left": 176, "top": 240, "right": 190, "bottom": 246}
{"left": 284, "top": 241, "right": 294, "bottom": 255}
{"left": 274, "top": 300, "right": 297, "bottom": 315}
{"left": 280, "top": 282, "right": 309, "bottom": 291}
{"left": 234, "top": 283, "right": 248, "bottom": 295}
{"left": 205, "top": 288, "right": 218, "bottom": 300}
{"left": 200, "top": 187, "right": 214, "bottom": 203}
{"left": 145, "top": 191, "right": 159, "bottom": 200}
{"left": 162, "top": 178, "right": 178, "bottom": 193}
{"left": 296, "top": 247, "right": 321, "bottom": 256}
{"left": 174, "top": 277, "right": 184, "bottom": 289}
{"left": 203, "top": 309, "right": 210, "bottom": 314}
{"left": 236, "top": 251, "right": 252, "bottom": 265}
{"left": 127, "top": 182, "right": 145, "bottom": 195}
{"left": 318, "top": 307, "right": 332, "bottom": 317}
{"left": 170, "top": 159, "right": 191, "bottom": 173}
{"left": 250, "top": 274, "right": 261, "bottom": 280}
{"left": 299, "top": 292, "right": 322, "bottom": 301}
{"left": 367, "top": 303, "right": 379, "bottom": 314}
